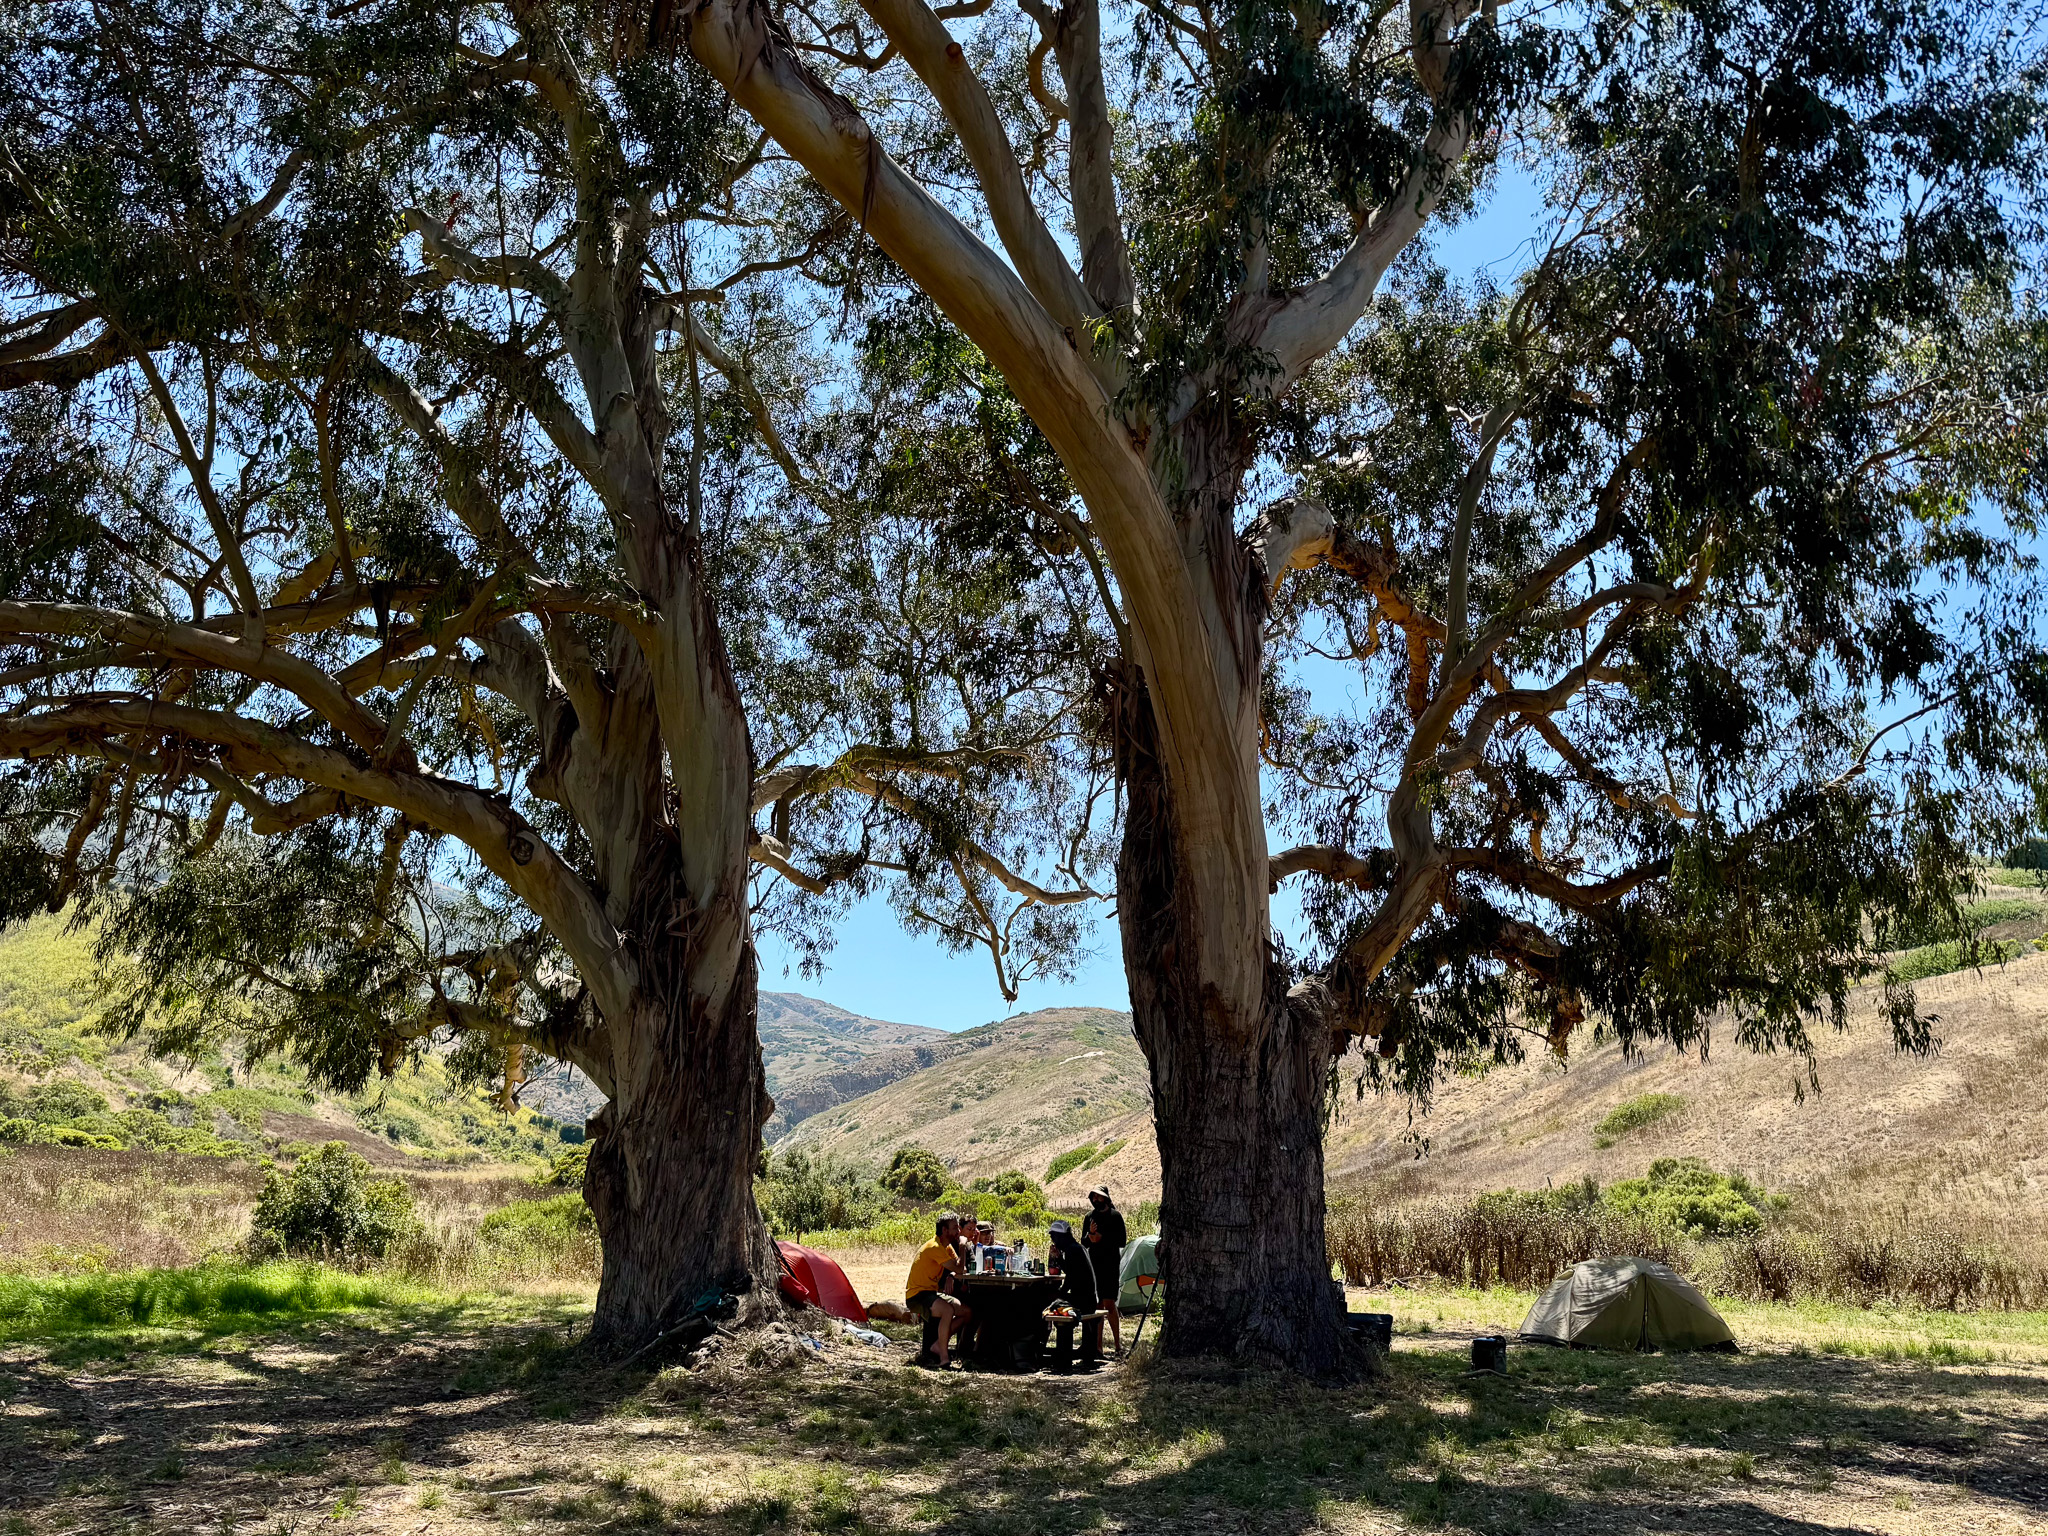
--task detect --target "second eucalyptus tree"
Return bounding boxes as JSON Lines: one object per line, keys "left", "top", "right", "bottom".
{"left": 649, "top": 0, "right": 2048, "bottom": 1375}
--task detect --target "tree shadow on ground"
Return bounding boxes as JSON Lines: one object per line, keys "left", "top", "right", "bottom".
{"left": 1, "top": 1303, "right": 2044, "bottom": 1535}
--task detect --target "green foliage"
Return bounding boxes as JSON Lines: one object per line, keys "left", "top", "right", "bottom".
{"left": 1592, "top": 1093, "right": 1687, "bottom": 1149}
{"left": 949, "top": 1171, "right": 1052, "bottom": 1232}
{"left": 541, "top": 1145, "right": 590, "bottom": 1190}
{"left": 877, "top": 1145, "right": 950, "bottom": 1203}
{"left": 0, "top": 1262, "right": 420, "bottom": 1344}
{"left": 1044, "top": 1144, "right": 1098, "bottom": 1183}
{"left": 1889, "top": 939, "right": 2029, "bottom": 984}
{"left": 476, "top": 1195, "right": 597, "bottom": 1269}
{"left": 1606, "top": 1159, "right": 1783, "bottom": 1238}
{"left": 247, "top": 1144, "right": 418, "bottom": 1262}
{"left": 757, "top": 1148, "right": 895, "bottom": 1238}
{"left": 2003, "top": 838, "right": 2048, "bottom": 870}
{"left": 1045, "top": 1139, "right": 1131, "bottom": 1183}
{"left": 1960, "top": 898, "right": 2043, "bottom": 931}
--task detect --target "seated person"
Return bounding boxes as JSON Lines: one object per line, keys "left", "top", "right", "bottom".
{"left": 1046, "top": 1219, "right": 1100, "bottom": 1317}
{"left": 906, "top": 1214, "right": 974, "bottom": 1368}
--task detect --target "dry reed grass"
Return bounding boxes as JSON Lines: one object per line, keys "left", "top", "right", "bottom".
{"left": 1328, "top": 1191, "right": 2048, "bottom": 1310}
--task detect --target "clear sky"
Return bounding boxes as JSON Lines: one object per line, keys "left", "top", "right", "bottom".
{"left": 753, "top": 173, "right": 1553, "bottom": 1030}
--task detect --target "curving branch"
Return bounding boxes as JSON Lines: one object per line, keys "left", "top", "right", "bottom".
{"left": 0, "top": 697, "right": 633, "bottom": 1024}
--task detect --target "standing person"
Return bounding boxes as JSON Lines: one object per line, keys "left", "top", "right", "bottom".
{"left": 906, "top": 1215, "right": 973, "bottom": 1368}
{"left": 1083, "top": 1186, "right": 1128, "bottom": 1355}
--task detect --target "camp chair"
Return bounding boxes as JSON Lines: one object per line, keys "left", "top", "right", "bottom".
{"left": 1127, "top": 1272, "right": 1161, "bottom": 1352}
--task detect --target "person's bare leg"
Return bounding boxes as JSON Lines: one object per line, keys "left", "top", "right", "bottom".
{"left": 934, "top": 1302, "right": 956, "bottom": 1365}
{"left": 1106, "top": 1300, "right": 1122, "bottom": 1354}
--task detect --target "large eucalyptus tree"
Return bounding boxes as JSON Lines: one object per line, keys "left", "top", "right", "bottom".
{"left": 651, "top": 0, "right": 2048, "bottom": 1372}
{"left": 0, "top": 0, "right": 1104, "bottom": 1346}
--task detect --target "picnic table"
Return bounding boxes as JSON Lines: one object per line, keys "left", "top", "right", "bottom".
{"left": 957, "top": 1272, "right": 1058, "bottom": 1371}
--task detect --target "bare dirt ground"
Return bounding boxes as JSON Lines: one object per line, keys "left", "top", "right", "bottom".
{"left": 4, "top": 1285, "right": 2045, "bottom": 1536}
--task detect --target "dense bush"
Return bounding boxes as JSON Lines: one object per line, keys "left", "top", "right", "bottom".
{"left": 878, "top": 1145, "right": 950, "bottom": 1202}
{"left": 476, "top": 1194, "right": 598, "bottom": 1273}
{"left": 951, "top": 1171, "right": 1052, "bottom": 1231}
{"left": 757, "top": 1148, "right": 894, "bottom": 1236}
{"left": 542, "top": 1144, "right": 589, "bottom": 1189}
{"left": 1606, "top": 1158, "right": 1781, "bottom": 1237}
{"left": 1888, "top": 938, "right": 2028, "bottom": 983}
{"left": 1045, "top": 1144, "right": 1098, "bottom": 1182}
{"left": 247, "top": 1143, "right": 419, "bottom": 1262}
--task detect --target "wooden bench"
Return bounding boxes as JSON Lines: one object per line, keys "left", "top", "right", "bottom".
{"left": 1043, "top": 1309, "right": 1108, "bottom": 1369}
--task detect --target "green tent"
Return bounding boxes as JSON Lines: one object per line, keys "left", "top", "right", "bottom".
{"left": 1519, "top": 1258, "right": 1736, "bottom": 1352}
{"left": 1116, "top": 1233, "right": 1161, "bottom": 1313}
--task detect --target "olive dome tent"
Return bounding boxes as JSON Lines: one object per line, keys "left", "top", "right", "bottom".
{"left": 1519, "top": 1258, "right": 1736, "bottom": 1352}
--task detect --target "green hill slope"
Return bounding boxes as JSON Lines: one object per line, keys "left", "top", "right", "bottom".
{"left": 0, "top": 913, "right": 575, "bottom": 1165}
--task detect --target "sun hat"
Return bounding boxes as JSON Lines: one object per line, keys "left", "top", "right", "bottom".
{"left": 1088, "top": 1184, "right": 1111, "bottom": 1200}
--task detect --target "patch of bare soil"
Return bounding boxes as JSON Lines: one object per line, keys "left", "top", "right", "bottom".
{"left": 3, "top": 1301, "right": 2044, "bottom": 1535}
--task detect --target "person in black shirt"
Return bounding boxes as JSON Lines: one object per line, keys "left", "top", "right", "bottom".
{"left": 1047, "top": 1220, "right": 1099, "bottom": 1315}
{"left": 1083, "top": 1185, "right": 1128, "bottom": 1354}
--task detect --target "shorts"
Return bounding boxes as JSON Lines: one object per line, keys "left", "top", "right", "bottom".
{"left": 1089, "top": 1250, "right": 1119, "bottom": 1301}
{"left": 907, "top": 1290, "right": 942, "bottom": 1319}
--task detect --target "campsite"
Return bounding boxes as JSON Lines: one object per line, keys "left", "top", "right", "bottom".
{"left": 4, "top": 0, "right": 2048, "bottom": 1530}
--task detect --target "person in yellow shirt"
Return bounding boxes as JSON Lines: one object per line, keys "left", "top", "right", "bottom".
{"left": 905, "top": 1214, "right": 973, "bottom": 1367}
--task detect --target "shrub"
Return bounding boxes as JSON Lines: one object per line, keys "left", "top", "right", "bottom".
{"left": 1592, "top": 1092, "right": 1685, "bottom": 1149}
{"left": 1087, "top": 1139, "right": 1126, "bottom": 1169}
{"left": 247, "top": 1143, "right": 419, "bottom": 1262}
{"left": 757, "top": 1148, "right": 893, "bottom": 1237}
{"left": 1606, "top": 1158, "right": 1779, "bottom": 1236}
{"left": 951, "top": 1171, "right": 1052, "bottom": 1231}
{"left": 1045, "top": 1144, "right": 1098, "bottom": 1183}
{"left": 1888, "top": 938, "right": 2026, "bottom": 983}
{"left": 0, "top": 1078, "right": 109, "bottom": 1124}
{"left": 542, "top": 1144, "right": 589, "bottom": 1188}
{"left": 878, "top": 1145, "right": 950, "bottom": 1202}
{"left": 476, "top": 1194, "right": 599, "bottom": 1272}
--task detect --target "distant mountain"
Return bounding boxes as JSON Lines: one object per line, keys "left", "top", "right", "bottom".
{"left": 518, "top": 991, "right": 958, "bottom": 1138}
{"left": 775, "top": 1006, "right": 1156, "bottom": 1202}
{"left": 756, "top": 993, "right": 957, "bottom": 1138}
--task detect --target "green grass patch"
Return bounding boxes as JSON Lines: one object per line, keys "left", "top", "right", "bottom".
{"left": 1593, "top": 1092, "right": 1686, "bottom": 1148}
{"left": 1044, "top": 1143, "right": 1098, "bottom": 1182}
{"left": 1889, "top": 938, "right": 2028, "bottom": 983}
{"left": 1963, "top": 896, "right": 2044, "bottom": 929}
{"left": 0, "top": 1261, "right": 430, "bottom": 1344}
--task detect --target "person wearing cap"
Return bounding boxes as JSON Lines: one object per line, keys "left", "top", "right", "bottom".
{"left": 1081, "top": 1184, "right": 1128, "bottom": 1354}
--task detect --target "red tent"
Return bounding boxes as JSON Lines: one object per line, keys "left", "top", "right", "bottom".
{"left": 776, "top": 1241, "right": 869, "bottom": 1325}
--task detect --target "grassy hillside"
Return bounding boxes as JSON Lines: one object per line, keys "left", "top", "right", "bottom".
{"left": 775, "top": 1006, "right": 1155, "bottom": 1202}
{"left": 0, "top": 913, "right": 576, "bottom": 1166}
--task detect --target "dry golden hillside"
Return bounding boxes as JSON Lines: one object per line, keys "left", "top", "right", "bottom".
{"left": 771, "top": 1006, "right": 1156, "bottom": 1200}
{"left": 783, "top": 926, "right": 2048, "bottom": 1235}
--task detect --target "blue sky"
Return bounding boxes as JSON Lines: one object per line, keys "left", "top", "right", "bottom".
{"left": 753, "top": 174, "right": 1553, "bottom": 1030}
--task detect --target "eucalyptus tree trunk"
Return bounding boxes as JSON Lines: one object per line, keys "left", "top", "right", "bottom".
{"left": 583, "top": 831, "right": 778, "bottom": 1343}
{"left": 1106, "top": 418, "right": 1356, "bottom": 1376}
